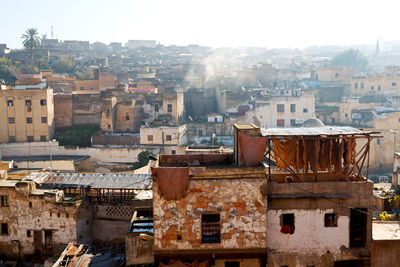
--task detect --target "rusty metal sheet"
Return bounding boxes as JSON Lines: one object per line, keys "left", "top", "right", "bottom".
{"left": 261, "top": 126, "right": 378, "bottom": 137}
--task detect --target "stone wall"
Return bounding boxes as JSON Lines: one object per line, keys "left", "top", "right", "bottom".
{"left": 153, "top": 177, "right": 267, "bottom": 251}
{"left": 54, "top": 94, "right": 73, "bottom": 129}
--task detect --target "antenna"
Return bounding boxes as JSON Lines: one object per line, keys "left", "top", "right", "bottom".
{"left": 51, "top": 25, "right": 54, "bottom": 39}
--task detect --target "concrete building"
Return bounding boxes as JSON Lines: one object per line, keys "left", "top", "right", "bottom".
{"left": 0, "top": 87, "right": 54, "bottom": 143}
{"left": 313, "top": 67, "right": 355, "bottom": 82}
{"left": 151, "top": 123, "right": 377, "bottom": 266}
{"left": 75, "top": 72, "right": 116, "bottom": 92}
{"left": 140, "top": 125, "right": 187, "bottom": 154}
{"left": 125, "top": 40, "right": 157, "bottom": 49}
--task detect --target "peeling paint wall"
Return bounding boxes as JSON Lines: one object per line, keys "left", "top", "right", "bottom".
{"left": 153, "top": 178, "right": 267, "bottom": 251}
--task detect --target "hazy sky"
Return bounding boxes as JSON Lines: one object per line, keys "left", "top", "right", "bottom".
{"left": 1, "top": 0, "right": 399, "bottom": 49}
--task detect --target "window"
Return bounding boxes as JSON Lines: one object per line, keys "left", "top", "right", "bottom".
{"left": 350, "top": 208, "right": 367, "bottom": 247}
{"left": 281, "top": 213, "right": 295, "bottom": 234}
{"left": 106, "top": 109, "right": 110, "bottom": 117}
{"left": 155, "top": 104, "right": 159, "bottom": 112}
{"left": 29, "top": 202, "right": 32, "bottom": 208}
{"left": 290, "top": 119, "right": 296, "bottom": 126}
{"left": 147, "top": 135, "right": 153, "bottom": 141}
{"left": 393, "top": 82, "right": 397, "bottom": 86}
{"left": 26, "top": 100, "right": 31, "bottom": 112}
{"left": 90, "top": 87, "right": 94, "bottom": 90}
{"left": 345, "top": 113, "right": 348, "bottom": 118}
{"left": 303, "top": 108, "right": 308, "bottom": 113}
{"left": 377, "top": 138, "right": 381, "bottom": 145}
{"left": 27, "top": 136, "right": 34, "bottom": 142}
{"left": 371, "top": 86, "right": 374, "bottom": 90}
{"left": 171, "top": 150, "right": 176, "bottom": 155}
{"left": 225, "top": 262, "right": 240, "bottom": 267}
{"left": 215, "top": 117, "right": 218, "bottom": 122}
{"left": 166, "top": 135, "right": 172, "bottom": 141}
{"left": 40, "top": 135, "right": 47, "bottom": 141}
{"left": 277, "top": 104, "right": 285, "bottom": 113}
{"left": 27, "top": 117, "right": 32, "bottom": 124}
{"left": 378, "top": 85, "right": 381, "bottom": 91}
{"left": 27, "top": 230, "right": 31, "bottom": 237}
{"left": 49, "top": 212, "right": 52, "bottom": 217}
{"left": 7, "top": 100, "right": 13, "bottom": 106}
{"left": 40, "top": 99, "right": 46, "bottom": 106}
{"left": 107, "top": 124, "right": 110, "bottom": 130}
{"left": 325, "top": 213, "right": 338, "bottom": 227}
{"left": 80, "top": 86, "right": 84, "bottom": 90}
{"left": 167, "top": 104, "right": 172, "bottom": 113}
{"left": 1, "top": 223, "right": 8, "bottom": 235}
{"left": 398, "top": 117, "right": 400, "bottom": 122}
{"left": 66, "top": 213, "right": 69, "bottom": 218}
{"left": 0, "top": 196, "right": 8, "bottom": 207}
{"left": 277, "top": 119, "right": 285, "bottom": 127}
{"left": 335, "top": 73, "right": 339, "bottom": 78}
{"left": 201, "top": 214, "right": 220, "bottom": 243}
{"left": 290, "top": 104, "right": 296, "bottom": 113}
{"left": 57, "top": 213, "right": 60, "bottom": 217}
{"left": 198, "top": 130, "right": 203, "bottom": 136}
{"left": 354, "top": 83, "right": 358, "bottom": 89}
{"left": 41, "top": 117, "right": 47, "bottom": 123}
{"left": 360, "top": 82, "right": 364, "bottom": 89}
{"left": 8, "top": 117, "right": 14, "bottom": 124}
{"left": 9, "top": 136, "right": 15, "bottom": 142}
{"left": 125, "top": 113, "right": 130, "bottom": 120}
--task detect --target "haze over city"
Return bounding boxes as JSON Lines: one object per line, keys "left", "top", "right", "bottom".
{"left": 2, "top": 0, "right": 400, "bottom": 48}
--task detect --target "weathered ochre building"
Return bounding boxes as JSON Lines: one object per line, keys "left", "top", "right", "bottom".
{"left": 151, "top": 123, "right": 377, "bottom": 267}
{"left": 0, "top": 88, "right": 54, "bottom": 143}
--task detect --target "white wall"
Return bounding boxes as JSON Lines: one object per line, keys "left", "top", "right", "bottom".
{"left": 267, "top": 209, "right": 349, "bottom": 255}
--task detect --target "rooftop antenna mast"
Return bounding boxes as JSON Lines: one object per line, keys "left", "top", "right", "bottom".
{"left": 51, "top": 25, "right": 54, "bottom": 39}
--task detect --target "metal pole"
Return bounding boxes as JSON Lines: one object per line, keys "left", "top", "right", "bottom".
{"left": 50, "top": 141, "right": 52, "bottom": 172}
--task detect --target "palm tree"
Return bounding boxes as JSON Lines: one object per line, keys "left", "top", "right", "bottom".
{"left": 21, "top": 28, "right": 41, "bottom": 63}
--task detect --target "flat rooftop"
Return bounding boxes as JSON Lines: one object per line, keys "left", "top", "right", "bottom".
{"left": 373, "top": 221, "right": 400, "bottom": 240}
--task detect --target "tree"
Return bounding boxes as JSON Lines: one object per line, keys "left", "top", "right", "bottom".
{"left": 330, "top": 49, "right": 368, "bottom": 72}
{"left": 0, "top": 65, "right": 16, "bottom": 85}
{"left": 52, "top": 56, "right": 74, "bottom": 73}
{"left": 131, "top": 151, "right": 152, "bottom": 170}
{"left": 21, "top": 28, "right": 41, "bottom": 63}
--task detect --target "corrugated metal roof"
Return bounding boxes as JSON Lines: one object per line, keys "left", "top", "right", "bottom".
{"left": 24, "top": 172, "right": 152, "bottom": 189}
{"left": 261, "top": 126, "right": 378, "bottom": 137}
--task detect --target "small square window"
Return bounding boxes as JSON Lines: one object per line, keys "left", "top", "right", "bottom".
{"left": 277, "top": 119, "right": 285, "bottom": 127}
{"left": 90, "top": 87, "right": 94, "bottom": 90}
{"left": 147, "top": 135, "right": 153, "bottom": 141}
{"left": 303, "top": 108, "right": 308, "bottom": 113}
{"left": 40, "top": 135, "right": 47, "bottom": 141}
{"left": 166, "top": 135, "right": 172, "bottom": 141}
{"left": 41, "top": 117, "right": 47, "bottom": 123}
{"left": 80, "top": 86, "right": 84, "bottom": 90}
{"left": 9, "top": 136, "right": 15, "bottom": 142}
{"left": 167, "top": 104, "right": 172, "bottom": 113}
{"left": 172, "top": 150, "right": 176, "bottom": 155}
{"left": 393, "top": 82, "right": 397, "bottom": 86}
{"left": 27, "top": 136, "right": 34, "bottom": 142}
{"left": 281, "top": 213, "right": 295, "bottom": 234}
{"left": 40, "top": 99, "right": 47, "bottom": 106}
{"left": 324, "top": 213, "right": 337, "bottom": 227}
{"left": 8, "top": 117, "right": 14, "bottom": 124}
{"left": 1, "top": 223, "right": 8, "bottom": 235}
{"left": 7, "top": 100, "right": 13, "bottom": 106}
{"left": 25, "top": 100, "right": 31, "bottom": 106}
{"left": 27, "top": 117, "right": 32, "bottom": 124}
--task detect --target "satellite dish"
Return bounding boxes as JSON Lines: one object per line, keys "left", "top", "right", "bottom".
{"left": 188, "top": 115, "right": 193, "bottom": 121}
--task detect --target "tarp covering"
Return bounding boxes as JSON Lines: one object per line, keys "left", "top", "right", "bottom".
{"left": 262, "top": 126, "right": 376, "bottom": 136}
{"left": 272, "top": 137, "right": 356, "bottom": 173}
{"left": 152, "top": 167, "right": 189, "bottom": 200}
{"left": 238, "top": 132, "right": 268, "bottom": 167}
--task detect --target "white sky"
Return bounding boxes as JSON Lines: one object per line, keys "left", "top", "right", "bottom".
{"left": 1, "top": 0, "right": 399, "bottom": 49}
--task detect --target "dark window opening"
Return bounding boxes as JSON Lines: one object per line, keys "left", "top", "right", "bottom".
{"left": 125, "top": 113, "right": 130, "bottom": 120}
{"left": 106, "top": 109, "right": 110, "bottom": 117}
{"left": 303, "top": 108, "right": 308, "bottom": 113}
{"left": 41, "top": 117, "right": 47, "bottom": 123}
{"left": 277, "top": 104, "right": 284, "bottom": 113}
{"left": 27, "top": 136, "right": 34, "bottom": 142}
{"left": 57, "top": 213, "right": 60, "bottom": 217}
{"left": 7, "top": 100, "right": 13, "bottom": 106}
{"left": 0, "top": 196, "right": 8, "bottom": 207}
{"left": 27, "top": 230, "right": 31, "bottom": 237}
{"left": 26, "top": 100, "right": 32, "bottom": 112}
{"left": 171, "top": 150, "right": 176, "bottom": 155}
{"left": 155, "top": 104, "right": 159, "bottom": 112}
{"left": 80, "top": 86, "right": 84, "bottom": 90}
{"left": 378, "top": 85, "right": 381, "bottom": 91}
{"left": 202, "top": 214, "right": 220, "bottom": 243}
{"left": 350, "top": 208, "right": 367, "bottom": 247}
{"left": 1, "top": 223, "right": 8, "bottom": 235}
{"left": 8, "top": 117, "right": 14, "bottom": 124}
{"left": 40, "top": 135, "right": 47, "bottom": 141}
{"left": 147, "top": 135, "right": 153, "bottom": 141}
{"left": 354, "top": 83, "right": 358, "bottom": 89}
{"left": 281, "top": 213, "right": 295, "bottom": 234}
{"left": 107, "top": 124, "right": 110, "bottom": 130}
{"left": 290, "top": 119, "right": 296, "bottom": 126}
{"left": 360, "top": 82, "right": 364, "bottom": 89}
{"left": 40, "top": 99, "right": 46, "bottom": 106}
{"left": 393, "top": 82, "right": 397, "bottom": 86}
{"left": 27, "top": 117, "right": 32, "bottom": 124}
{"left": 167, "top": 104, "right": 172, "bottom": 113}
{"left": 66, "top": 213, "right": 69, "bottom": 218}
{"left": 277, "top": 119, "right": 285, "bottom": 127}
{"left": 325, "top": 213, "right": 337, "bottom": 227}
{"left": 290, "top": 104, "right": 296, "bottom": 113}
{"left": 166, "top": 135, "right": 172, "bottom": 141}
{"left": 29, "top": 202, "right": 33, "bottom": 208}
{"left": 225, "top": 262, "right": 240, "bottom": 267}
{"left": 9, "top": 136, "right": 15, "bottom": 142}
{"left": 371, "top": 86, "right": 374, "bottom": 90}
